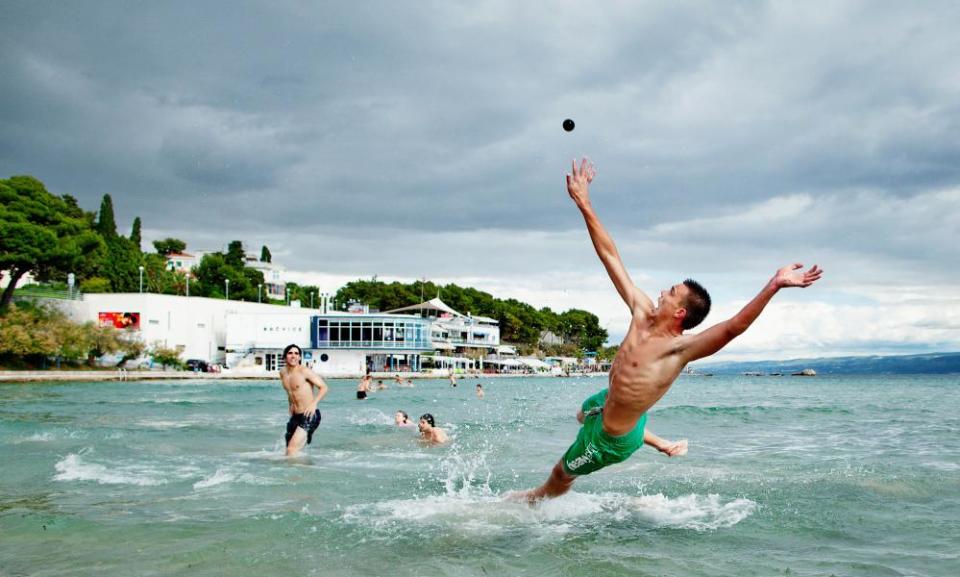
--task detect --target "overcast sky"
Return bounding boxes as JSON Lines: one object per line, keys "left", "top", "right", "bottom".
{"left": 2, "top": 1, "right": 958, "bottom": 359}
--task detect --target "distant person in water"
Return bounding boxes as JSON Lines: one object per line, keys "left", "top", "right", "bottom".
{"left": 476, "top": 383, "right": 485, "bottom": 400}
{"left": 356, "top": 375, "right": 372, "bottom": 400}
{"left": 279, "top": 344, "right": 329, "bottom": 457}
{"left": 515, "top": 158, "right": 823, "bottom": 502}
{"left": 449, "top": 373, "right": 457, "bottom": 387}
{"left": 418, "top": 413, "right": 449, "bottom": 445}
{"left": 395, "top": 410, "right": 415, "bottom": 427}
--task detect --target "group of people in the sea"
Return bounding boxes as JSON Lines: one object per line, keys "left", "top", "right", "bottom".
{"left": 278, "top": 157, "right": 823, "bottom": 503}
{"left": 279, "top": 347, "right": 487, "bottom": 454}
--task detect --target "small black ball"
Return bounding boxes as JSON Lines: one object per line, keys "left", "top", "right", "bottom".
{"left": 562, "top": 118, "right": 575, "bottom": 132}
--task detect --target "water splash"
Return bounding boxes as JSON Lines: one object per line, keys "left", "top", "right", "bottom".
{"left": 193, "top": 468, "right": 236, "bottom": 489}
{"left": 341, "top": 447, "right": 756, "bottom": 534}
{"left": 54, "top": 453, "right": 167, "bottom": 486}
{"left": 345, "top": 409, "right": 395, "bottom": 426}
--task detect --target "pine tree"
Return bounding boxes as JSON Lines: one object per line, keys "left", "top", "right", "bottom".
{"left": 96, "top": 194, "right": 118, "bottom": 238}
{"left": 260, "top": 245, "right": 271, "bottom": 263}
{"left": 130, "top": 217, "right": 142, "bottom": 250}
{"left": 225, "top": 240, "right": 245, "bottom": 268}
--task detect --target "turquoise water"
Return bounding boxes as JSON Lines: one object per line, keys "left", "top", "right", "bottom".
{"left": 1, "top": 375, "right": 958, "bottom": 577}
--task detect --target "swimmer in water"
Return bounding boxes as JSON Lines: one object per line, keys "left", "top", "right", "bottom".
{"left": 418, "top": 413, "right": 449, "bottom": 445}
{"left": 476, "top": 383, "right": 485, "bottom": 399}
{"left": 394, "top": 410, "right": 415, "bottom": 427}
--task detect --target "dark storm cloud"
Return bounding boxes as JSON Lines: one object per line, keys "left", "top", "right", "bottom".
{"left": 5, "top": 0, "right": 956, "bottom": 235}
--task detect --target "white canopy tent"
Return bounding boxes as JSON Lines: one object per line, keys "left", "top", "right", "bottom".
{"left": 518, "top": 357, "right": 551, "bottom": 371}
{"left": 496, "top": 345, "right": 517, "bottom": 356}
{"left": 385, "top": 297, "right": 463, "bottom": 317}
{"left": 483, "top": 357, "right": 524, "bottom": 373}
{"left": 423, "top": 354, "right": 474, "bottom": 369}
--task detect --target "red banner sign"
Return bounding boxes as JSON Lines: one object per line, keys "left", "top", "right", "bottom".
{"left": 98, "top": 312, "right": 140, "bottom": 330}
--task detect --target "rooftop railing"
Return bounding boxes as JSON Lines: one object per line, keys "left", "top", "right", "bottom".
{"left": 315, "top": 339, "right": 433, "bottom": 350}
{"left": 12, "top": 287, "right": 84, "bottom": 301}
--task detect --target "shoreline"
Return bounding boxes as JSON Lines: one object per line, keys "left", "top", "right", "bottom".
{"left": 0, "top": 370, "right": 607, "bottom": 383}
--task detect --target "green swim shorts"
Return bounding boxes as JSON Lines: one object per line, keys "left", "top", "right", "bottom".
{"left": 561, "top": 389, "right": 648, "bottom": 476}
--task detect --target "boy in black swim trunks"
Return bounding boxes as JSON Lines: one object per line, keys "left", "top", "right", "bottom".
{"left": 356, "top": 374, "right": 372, "bottom": 400}
{"left": 279, "top": 344, "right": 329, "bottom": 456}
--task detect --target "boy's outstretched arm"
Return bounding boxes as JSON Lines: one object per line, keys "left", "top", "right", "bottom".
{"left": 680, "top": 263, "right": 823, "bottom": 363}
{"left": 568, "top": 158, "right": 654, "bottom": 316}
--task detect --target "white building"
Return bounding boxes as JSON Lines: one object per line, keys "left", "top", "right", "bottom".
{"left": 539, "top": 330, "right": 565, "bottom": 347}
{"left": 44, "top": 287, "right": 573, "bottom": 377}
{"left": 384, "top": 297, "right": 502, "bottom": 372}
{"left": 53, "top": 292, "right": 432, "bottom": 377}
{"left": 245, "top": 256, "right": 286, "bottom": 301}
{"left": 58, "top": 292, "right": 282, "bottom": 366}
{"left": 162, "top": 251, "right": 287, "bottom": 302}
{"left": 164, "top": 252, "right": 198, "bottom": 274}
{"left": 1, "top": 270, "right": 36, "bottom": 289}
{"left": 225, "top": 311, "right": 432, "bottom": 376}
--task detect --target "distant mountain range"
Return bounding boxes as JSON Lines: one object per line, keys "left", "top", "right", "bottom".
{"left": 696, "top": 352, "right": 960, "bottom": 375}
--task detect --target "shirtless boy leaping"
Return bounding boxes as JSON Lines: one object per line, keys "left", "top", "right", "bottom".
{"left": 519, "top": 159, "right": 822, "bottom": 501}
{"left": 279, "top": 344, "right": 329, "bottom": 457}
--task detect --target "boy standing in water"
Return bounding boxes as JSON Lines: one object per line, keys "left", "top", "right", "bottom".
{"left": 279, "top": 344, "right": 329, "bottom": 456}
{"left": 356, "top": 374, "right": 372, "bottom": 400}
{"left": 518, "top": 159, "right": 822, "bottom": 501}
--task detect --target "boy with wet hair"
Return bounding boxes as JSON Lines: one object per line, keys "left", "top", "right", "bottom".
{"left": 279, "top": 344, "right": 328, "bottom": 456}
{"left": 418, "top": 413, "right": 449, "bottom": 445}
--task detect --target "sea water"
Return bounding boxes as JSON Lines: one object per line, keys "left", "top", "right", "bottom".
{"left": 1, "top": 375, "right": 958, "bottom": 576}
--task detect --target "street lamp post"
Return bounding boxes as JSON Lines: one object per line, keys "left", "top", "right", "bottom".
{"left": 225, "top": 278, "right": 230, "bottom": 300}
{"left": 138, "top": 266, "right": 144, "bottom": 293}
{"left": 310, "top": 291, "right": 314, "bottom": 309}
{"left": 185, "top": 274, "right": 190, "bottom": 297}
{"left": 286, "top": 288, "right": 290, "bottom": 306}
{"left": 258, "top": 283, "right": 262, "bottom": 303}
